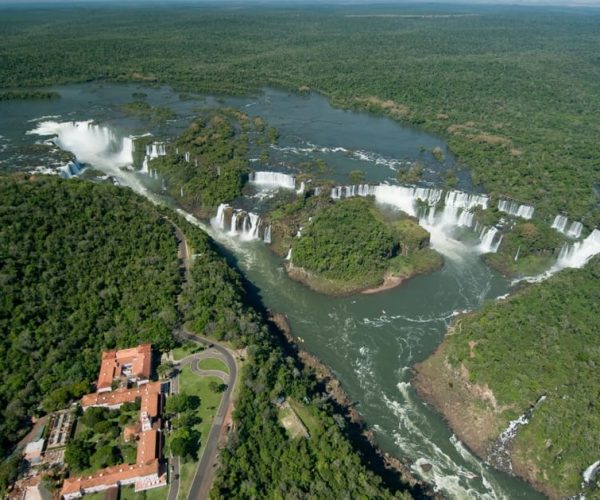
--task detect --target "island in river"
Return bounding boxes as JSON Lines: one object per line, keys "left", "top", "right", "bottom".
{"left": 286, "top": 197, "right": 443, "bottom": 296}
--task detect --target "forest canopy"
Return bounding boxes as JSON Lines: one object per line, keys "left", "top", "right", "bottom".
{"left": 0, "top": 5, "right": 599, "bottom": 224}
{"left": 0, "top": 175, "right": 180, "bottom": 457}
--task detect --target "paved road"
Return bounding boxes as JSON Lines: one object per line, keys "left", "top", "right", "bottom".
{"left": 167, "top": 372, "right": 181, "bottom": 500}
{"left": 174, "top": 330, "right": 237, "bottom": 500}
{"left": 166, "top": 218, "right": 238, "bottom": 500}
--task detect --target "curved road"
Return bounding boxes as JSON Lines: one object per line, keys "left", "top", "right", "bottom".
{"left": 166, "top": 219, "right": 239, "bottom": 500}
{"left": 175, "top": 330, "right": 237, "bottom": 500}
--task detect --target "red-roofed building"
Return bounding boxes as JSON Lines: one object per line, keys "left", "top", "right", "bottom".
{"left": 61, "top": 344, "right": 167, "bottom": 499}
{"left": 97, "top": 344, "right": 152, "bottom": 392}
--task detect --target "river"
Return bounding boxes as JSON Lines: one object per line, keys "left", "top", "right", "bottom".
{"left": 0, "top": 83, "right": 544, "bottom": 499}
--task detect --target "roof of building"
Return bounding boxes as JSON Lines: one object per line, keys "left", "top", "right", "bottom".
{"left": 61, "top": 460, "right": 160, "bottom": 496}
{"left": 97, "top": 344, "right": 152, "bottom": 390}
{"left": 23, "top": 439, "right": 45, "bottom": 457}
{"left": 136, "top": 430, "right": 159, "bottom": 466}
{"left": 81, "top": 381, "right": 162, "bottom": 415}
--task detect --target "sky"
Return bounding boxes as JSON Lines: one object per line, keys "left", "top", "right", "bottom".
{"left": 0, "top": 0, "right": 599, "bottom": 6}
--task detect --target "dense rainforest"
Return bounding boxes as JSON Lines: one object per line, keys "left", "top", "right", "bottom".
{"left": 0, "top": 175, "right": 180, "bottom": 457}
{"left": 1, "top": 5, "right": 600, "bottom": 225}
{"left": 0, "top": 175, "right": 412, "bottom": 498}
{"left": 415, "top": 255, "right": 600, "bottom": 498}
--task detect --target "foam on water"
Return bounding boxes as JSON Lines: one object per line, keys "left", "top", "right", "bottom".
{"left": 382, "top": 382, "right": 508, "bottom": 499}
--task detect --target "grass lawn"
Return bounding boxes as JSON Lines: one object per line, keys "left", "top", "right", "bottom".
{"left": 289, "top": 399, "right": 320, "bottom": 436}
{"left": 174, "top": 366, "right": 224, "bottom": 500}
{"left": 120, "top": 484, "right": 168, "bottom": 500}
{"left": 197, "top": 357, "right": 229, "bottom": 374}
{"left": 171, "top": 342, "right": 203, "bottom": 361}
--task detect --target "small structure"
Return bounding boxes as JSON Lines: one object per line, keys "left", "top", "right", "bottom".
{"left": 97, "top": 344, "right": 152, "bottom": 392}
{"left": 23, "top": 439, "right": 45, "bottom": 466}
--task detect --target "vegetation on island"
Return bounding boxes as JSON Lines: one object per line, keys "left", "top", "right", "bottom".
{"left": 0, "top": 175, "right": 180, "bottom": 464}
{"left": 1, "top": 5, "right": 599, "bottom": 225}
{"left": 0, "top": 90, "right": 59, "bottom": 101}
{"left": 145, "top": 110, "right": 273, "bottom": 216}
{"left": 290, "top": 197, "right": 441, "bottom": 295}
{"left": 414, "top": 255, "right": 600, "bottom": 499}
{"left": 120, "top": 100, "right": 176, "bottom": 125}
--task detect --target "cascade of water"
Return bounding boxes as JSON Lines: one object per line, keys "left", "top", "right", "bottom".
{"left": 567, "top": 221, "right": 583, "bottom": 239}
{"left": 296, "top": 181, "right": 305, "bottom": 194}
{"left": 556, "top": 229, "right": 600, "bottom": 269}
{"left": 498, "top": 199, "right": 534, "bottom": 220}
{"left": 313, "top": 187, "right": 322, "bottom": 196}
{"left": 583, "top": 461, "right": 600, "bottom": 484}
{"left": 28, "top": 120, "right": 135, "bottom": 170}
{"left": 211, "top": 203, "right": 229, "bottom": 231}
{"left": 478, "top": 227, "right": 503, "bottom": 253}
{"left": 263, "top": 225, "right": 272, "bottom": 244}
{"left": 444, "top": 190, "right": 489, "bottom": 210}
{"left": 285, "top": 248, "right": 292, "bottom": 261}
{"left": 141, "top": 157, "right": 149, "bottom": 174}
{"left": 229, "top": 212, "right": 240, "bottom": 235}
{"left": 180, "top": 187, "right": 184, "bottom": 198}
{"left": 486, "top": 396, "right": 546, "bottom": 472}
{"left": 514, "top": 246, "right": 520, "bottom": 261}
{"left": 551, "top": 214, "right": 568, "bottom": 233}
{"left": 58, "top": 161, "right": 83, "bottom": 179}
{"left": 250, "top": 171, "right": 296, "bottom": 190}
{"left": 145, "top": 142, "right": 166, "bottom": 159}
{"left": 211, "top": 204, "right": 266, "bottom": 242}
{"left": 185, "top": 152, "right": 190, "bottom": 162}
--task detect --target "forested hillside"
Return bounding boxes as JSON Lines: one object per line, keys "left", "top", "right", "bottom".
{"left": 0, "top": 175, "right": 413, "bottom": 498}
{"left": 176, "top": 215, "right": 412, "bottom": 498}
{"left": 1, "top": 5, "right": 599, "bottom": 223}
{"left": 415, "top": 256, "right": 600, "bottom": 498}
{"left": 0, "top": 175, "right": 180, "bottom": 458}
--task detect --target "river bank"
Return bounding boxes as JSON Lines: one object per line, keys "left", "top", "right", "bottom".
{"left": 269, "top": 312, "right": 440, "bottom": 499}
{"left": 413, "top": 326, "right": 561, "bottom": 499}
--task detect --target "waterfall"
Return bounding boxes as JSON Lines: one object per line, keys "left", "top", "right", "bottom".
{"left": 444, "top": 190, "right": 488, "bottom": 210}
{"left": 498, "top": 199, "right": 534, "bottom": 220}
{"left": 556, "top": 229, "right": 600, "bottom": 269}
{"left": 145, "top": 142, "right": 166, "bottom": 159}
{"left": 296, "top": 181, "right": 305, "bottom": 194}
{"left": 249, "top": 171, "right": 296, "bottom": 190}
{"left": 58, "top": 160, "right": 83, "bottom": 179}
{"left": 552, "top": 215, "right": 583, "bottom": 239}
{"left": 185, "top": 152, "right": 190, "bottom": 162}
{"left": 330, "top": 183, "right": 503, "bottom": 257}
{"left": 141, "top": 156, "right": 149, "bottom": 174}
{"left": 285, "top": 248, "right": 292, "bottom": 261}
{"left": 514, "top": 246, "right": 520, "bottom": 262}
{"left": 180, "top": 187, "right": 184, "bottom": 198}
{"left": 313, "top": 186, "right": 322, "bottom": 196}
{"left": 263, "top": 225, "right": 272, "bottom": 244}
{"left": 210, "top": 203, "right": 267, "bottom": 242}
{"left": 487, "top": 396, "right": 546, "bottom": 472}
{"left": 478, "top": 227, "right": 503, "bottom": 253}
{"left": 583, "top": 461, "right": 600, "bottom": 484}
{"left": 551, "top": 214, "right": 568, "bottom": 233}
{"left": 28, "top": 120, "right": 135, "bottom": 170}
{"left": 567, "top": 221, "right": 583, "bottom": 239}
